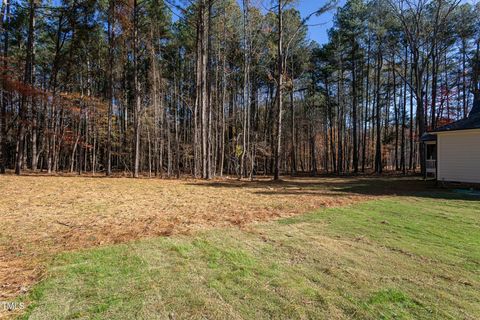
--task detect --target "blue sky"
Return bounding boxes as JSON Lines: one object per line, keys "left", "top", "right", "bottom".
{"left": 295, "top": 0, "right": 339, "bottom": 45}
{"left": 50, "top": 0, "right": 337, "bottom": 45}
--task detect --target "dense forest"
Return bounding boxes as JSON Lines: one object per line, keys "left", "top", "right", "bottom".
{"left": 0, "top": 0, "right": 478, "bottom": 179}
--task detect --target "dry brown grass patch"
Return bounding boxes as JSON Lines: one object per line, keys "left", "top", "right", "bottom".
{"left": 1, "top": 174, "right": 411, "bottom": 303}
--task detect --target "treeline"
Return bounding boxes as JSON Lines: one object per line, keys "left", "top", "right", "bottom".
{"left": 0, "top": 0, "right": 478, "bottom": 179}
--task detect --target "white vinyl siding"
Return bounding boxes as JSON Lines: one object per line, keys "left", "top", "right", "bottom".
{"left": 437, "top": 130, "right": 480, "bottom": 183}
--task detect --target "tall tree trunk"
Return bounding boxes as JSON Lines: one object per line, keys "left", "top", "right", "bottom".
{"left": 413, "top": 58, "right": 426, "bottom": 177}
{"left": 133, "top": 0, "right": 141, "bottom": 178}
{"left": 289, "top": 59, "right": 296, "bottom": 176}
{"left": 198, "top": 0, "right": 210, "bottom": 179}
{"left": 0, "top": 0, "right": 10, "bottom": 174}
{"left": 337, "top": 52, "right": 344, "bottom": 174}
{"left": 462, "top": 39, "right": 468, "bottom": 118}
{"left": 194, "top": 8, "right": 201, "bottom": 177}
{"left": 472, "top": 39, "right": 480, "bottom": 114}
{"left": 16, "top": 0, "right": 36, "bottom": 175}
{"left": 351, "top": 36, "right": 358, "bottom": 173}
{"left": 362, "top": 37, "right": 370, "bottom": 173}
{"left": 274, "top": 0, "right": 283, "bottom": 181}
{"left": 401, "top": 43, "right": 407, "bottom": 174}
{"left": 374, "top": 42, "right": 383, "bottom": 174}
{"left": 392, "top": 54, "right": 399, "bottom": 171}
{"left": 106, "top": 0, "right": 114, "bottom": 176}
{"left": 409, "top": 52, "right": 414, "bottom": 171}
{"left": 240, "top": 0, "right": 250, "bottom": 179}
{"left": 430, "top": 39, "right": 438, "bottom": 129}
{"left": 206, "top": 0, "right": 213, "bottom": 179}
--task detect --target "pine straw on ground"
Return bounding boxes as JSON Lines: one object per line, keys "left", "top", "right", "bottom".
{"left": 0, "top": 174, "right": 423, "bottom": 305}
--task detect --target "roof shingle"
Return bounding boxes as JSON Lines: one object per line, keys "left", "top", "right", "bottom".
{"left": 430, "top": 112, "right": 480, "bottom": 133}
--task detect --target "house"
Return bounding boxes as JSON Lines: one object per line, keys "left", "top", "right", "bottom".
{"left": 421, "top": 103, "right": 480, "bottom": 184}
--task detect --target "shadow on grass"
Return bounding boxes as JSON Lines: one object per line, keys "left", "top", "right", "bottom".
{"left": 4, "top": 171, "right": 479, "bottom": 201}
{"left": 188, "top": 176, "right": 480, "bottom": 201}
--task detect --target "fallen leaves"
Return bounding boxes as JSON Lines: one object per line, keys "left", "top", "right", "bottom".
{"left": 0, "top": 175, "right": 374, "bottom": 303}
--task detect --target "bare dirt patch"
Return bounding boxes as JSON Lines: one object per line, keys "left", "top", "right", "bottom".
{"left": 0, "top": 174, "right": 422, "bottom": 304}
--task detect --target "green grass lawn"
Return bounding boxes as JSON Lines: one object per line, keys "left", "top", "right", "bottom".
{"left": 21, "top": 194, "right": 480, "bottom": 320}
